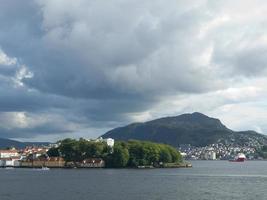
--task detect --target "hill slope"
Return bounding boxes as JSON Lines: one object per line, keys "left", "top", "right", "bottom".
{"left": 102, "top": 112, "right": 267, "bottom": 147}
{"left": 0, "top": 138, "right": 50, "bottom": 149}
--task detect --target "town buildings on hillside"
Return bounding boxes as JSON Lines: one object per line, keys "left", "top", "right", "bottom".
{"left": 179, "top": 143, "right": 260, "bottom": 160}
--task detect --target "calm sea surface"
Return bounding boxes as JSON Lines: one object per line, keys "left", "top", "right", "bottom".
{"left": 0, "top": 161, "right": 267, "bottom": 200}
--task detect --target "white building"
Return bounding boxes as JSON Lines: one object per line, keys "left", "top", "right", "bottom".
{"left": 180, "top": 152, "right": 187, "bottom": 157}
{"left": 203, "top": 151, "right": 216, "bottom": 160}
{"left": 0, "top": 150, "right": 19, "bottom": 158}
{"left": 94, "top": 137, "right": 115, "bottom": 148}
{"left": 0, "top": 157, "right": 20, "bottom": 167}
{"left": 103, "top": 138, "right": 115, "bottom": 148}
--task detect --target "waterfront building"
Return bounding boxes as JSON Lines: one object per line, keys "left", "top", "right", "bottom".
{"left": 0, "top": 149, "right": 19, "bottom": 158}
{"left": 80, "top": 158, "right": 105, "bottom": 168}
{"left": 0, "top": 157, "right": 21, "bottom": 167}
{"left": 20, "top": 157, "right": 65, "bottom": 168}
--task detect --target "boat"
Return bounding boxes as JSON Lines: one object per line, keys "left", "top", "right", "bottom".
{"left": 41, "top": 166, "right": 50, "bottom": 170}
{"left": 229, "top": 153, "right": 246, "bottom": 162}
{"left": 5, "top": 167, "right": 15, "bottom": 170}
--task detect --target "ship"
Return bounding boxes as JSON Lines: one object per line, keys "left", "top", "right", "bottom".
{"left": 229, "top": 153, "right": 246, "bottom": 162}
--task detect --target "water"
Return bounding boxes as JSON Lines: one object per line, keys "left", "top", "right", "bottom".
{"left": 0, "top": 161, "right": 267, "bottom": 200}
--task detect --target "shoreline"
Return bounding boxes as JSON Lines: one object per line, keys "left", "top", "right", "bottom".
{"left": 0, "top": 162, "right": 192, "bottom": 169}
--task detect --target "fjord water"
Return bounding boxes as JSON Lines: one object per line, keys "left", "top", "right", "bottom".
{"left": 0, "top": 161, "right": 267, "bottom": 200}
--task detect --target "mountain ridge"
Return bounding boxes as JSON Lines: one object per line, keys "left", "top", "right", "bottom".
{"left": 102, "top": 112, "right": 267, "bottom": 147}
{"left": 0, "top": 138, "right": 50, "bottom": 149}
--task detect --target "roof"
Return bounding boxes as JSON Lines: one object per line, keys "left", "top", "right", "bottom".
{"left": 0, "top": 150, "right": 18, "bottom": 153}
{"left": 0, "top": 157, "right": 20, "bottom": 161}
{"left": 33, "top": 157, "right": 65, "bottom": 162}
{"left": 83, "top": 158, "right": 104, "bottom": 164}
{"left": 49, "top": 157, "right": 64, "bottom": 162}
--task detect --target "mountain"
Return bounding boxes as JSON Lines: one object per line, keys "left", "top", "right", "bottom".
{"left": 102, "top": 112, "right": 267, "bottom": 147}
{"left": 0, "top": 138, "right": 50, "bottom": 149}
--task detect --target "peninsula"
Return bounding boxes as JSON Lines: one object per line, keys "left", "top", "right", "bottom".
{"left": 0, "top": 138, "right": 190, "bottom": 169}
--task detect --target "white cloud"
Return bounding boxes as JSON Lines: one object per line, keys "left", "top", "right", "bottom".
{"left": 0, "top": 48, "right": 17, "bottom": 66}
{"left": 12, "top": 65, "right": 34, "bottom": 87}
{"left": 0, "top": 112, "right": 29, "bottom": 129}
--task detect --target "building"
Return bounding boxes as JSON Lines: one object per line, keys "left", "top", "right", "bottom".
{"left": 90, "top": 137, "right": 115, "bottom": 148}
{"left": 0, "top": 157, "right": 20, "bottom": 167}
{"left": 203, "top": 151, "right": 216, "bottom": 160}
{"left": 0, "top": 150, "right": 19, "bottom": 158}
{"left": 103, "top": 138, "right": 114, "bottom": 148}
{"left": 180, "top": 152, "right": 187, "bottom": 157}
{"left": 20, "top": 157, "right": 65, "bottom": 168}
{"left": 22, "top": 147, "right": 49, "bottom": 158}
{"left": 0, "top": 149, "right": 20, "bottom": 167}
{"left": 80, "top": 158, "right": 105, "bottom": 168}
{"left": 32, "top": 149, "right": 48, "bottom": 159}
{"left": 45, "top": 157, "right": 65, "bottom": 167}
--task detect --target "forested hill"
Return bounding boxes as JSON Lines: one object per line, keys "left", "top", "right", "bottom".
{"left": 102, "top": 112, "right": 267, "bottom": 147}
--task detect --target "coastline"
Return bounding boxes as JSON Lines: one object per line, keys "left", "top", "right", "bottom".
{"left": 0, "top": 162, "right": 192, "bottom": 169}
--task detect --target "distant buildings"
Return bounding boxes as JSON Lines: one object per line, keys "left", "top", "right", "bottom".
{"left": 0, "top": 149, "right": 20, "bottom": 167}
{"left": 0, "top": 138, "right": 114, "bottom": 168}
{"left": 202, "top": 151, "right": 216, "bottom": 160}
{"left": 0, "top": 149, "right": 19, "bottom": 158}
{"left": 179, "top": 143, "right": 258, "bottom": 160}
{"left": 20, "top": 157, "right": 65, "bottom": 168}
{"left": 94, "top": 137, "right": 115, "bottom": 148}
{"left": 0, "top": 137, "right": 113, "bottom": 168}
{"left": 0, "top": 157, "right": 20, "bottom": 167}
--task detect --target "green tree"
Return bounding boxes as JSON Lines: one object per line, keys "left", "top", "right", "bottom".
{"left": 107, "top": 144, "right": 129, "bottom": 168}
{"left": 47, "top": 147, "right": 60, "bottom": 157}
{"left": 159, "top": 148, "right": 172, "bottom": 163}
{"left": 59, "top": 138, "right": 82, "bottom": 162}
{"left": 57, "top": 138, "right": 182, "bottom": 168}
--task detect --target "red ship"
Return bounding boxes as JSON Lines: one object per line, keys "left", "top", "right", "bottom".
{"left": 229, "top": 153, "right": 246, "bottom": 162}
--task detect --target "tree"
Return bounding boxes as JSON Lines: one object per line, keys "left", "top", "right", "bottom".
{"left": 258, "top": 145, "right": 267, "bottom": 159}
{"left": 166, "top": 146, "right": 182, "bottom": 162}
{"left": 262, "top": 145, "right": 267, "bottom": 152}
{"left": 159, "top": 148, "right": 172, "bottom": 163}
{"left": 47, "top": 147, "right": 60, "bottom": 157}
{"left": 107, "top": 144, "right": 129, "bottom": 168}
{"left": 59, "top": 138, "right": 82, "bottom": 162}
{"left": 57, "top": 138, "right": 183, "bottom": 168}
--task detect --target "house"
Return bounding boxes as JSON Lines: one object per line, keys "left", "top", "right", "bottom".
{"left": 202, "top": 151, "right": 216, "bottom": 160}
{"left": 45, "top": 157, "right": 65, "bottom": 167}
{"left": 0, "top": 149, "right": 19, "bottom": 158}
{"left": 32, "top": 149, "right": 48, "bottom": 159}
{"left": 0, "top": 150, "right": 21, "bottom": 167}
{"left": 91, "top": 137, "right": 115, "bottom": 148}
{"left": 103, "top": 138, "right": 114, "bottom": 148}
{"left": 0, "top": 157, "right": 21, "bottom": 167}
{"left": 20, "top": 157, "right": 65, "bottom": 168}
{"left": 80, "top": 158, "right": 105, "bottom": 168}
{"left": 22, "top": 147, "right": 49, "bottom": 158}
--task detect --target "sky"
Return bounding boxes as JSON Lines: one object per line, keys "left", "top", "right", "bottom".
{"left": 1, "top": 0, "right": 267, "bottom": 142}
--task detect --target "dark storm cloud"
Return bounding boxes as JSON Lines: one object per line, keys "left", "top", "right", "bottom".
{"left": 1, "top": 0, "right": 216, "bottom": 99}
{"left": 0, "top": 0, "right": 267, "bottom": 140}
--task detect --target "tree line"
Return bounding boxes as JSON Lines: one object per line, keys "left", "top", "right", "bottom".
{"left": 256, "top": 145, "right": 267, "bottom": 159}
{"left": 47, "top": 138, "right": 182, "bottom": 168}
